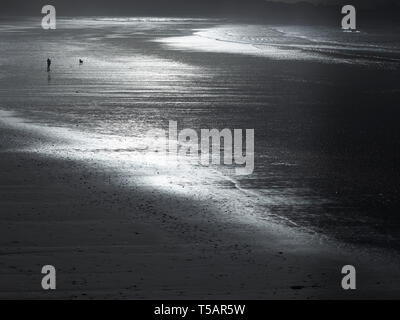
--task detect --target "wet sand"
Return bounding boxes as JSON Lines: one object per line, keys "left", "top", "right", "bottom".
{"left": 1, "top": 17, "right": 400, "bottom": 300}
{"left": 1, "top": 119, "right": 399, "bottom": 300}
{"left": 1, "top": 18, "right": 400, "bottom": 251}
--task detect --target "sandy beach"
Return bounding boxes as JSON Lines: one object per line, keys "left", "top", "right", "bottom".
{"left": 1, "top": 17, "right": 400, "bottom": 299}
{"left": 0, "top": 112, "right": 399, "bottom": 300}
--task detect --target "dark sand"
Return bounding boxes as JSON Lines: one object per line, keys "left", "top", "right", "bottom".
{"left": 1, "top": 121, "right": 400, "bottom": 300}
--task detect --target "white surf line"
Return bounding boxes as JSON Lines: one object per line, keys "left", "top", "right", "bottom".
{"left": 0, "top": 109, "right": 313, "bottom": 233}
{"left": 211, "top": 170, "right": 302, "bottom": 228}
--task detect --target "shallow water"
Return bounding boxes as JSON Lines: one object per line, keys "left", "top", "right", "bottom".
{"left": 1, "top": 17, "right": 400, "bottom": 250}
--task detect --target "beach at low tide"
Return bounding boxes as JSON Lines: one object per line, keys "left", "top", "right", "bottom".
{"left": 1, "top": 17, "right": 400, "bottom": 298}
{"left": 1, "top": 110, "right": 400, "bottom": 299}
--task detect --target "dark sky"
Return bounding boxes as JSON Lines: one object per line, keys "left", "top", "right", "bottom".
{"left": 0, "top": 0, "right": 395, "bottom": 17}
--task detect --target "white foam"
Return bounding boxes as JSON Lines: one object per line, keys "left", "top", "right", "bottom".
{"left": 0, "top": 108, "right": 307, "bottom": 233}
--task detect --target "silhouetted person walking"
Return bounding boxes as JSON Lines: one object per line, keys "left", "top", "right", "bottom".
{"left": 47, "top": 58, "right": 51, "bottom": 72}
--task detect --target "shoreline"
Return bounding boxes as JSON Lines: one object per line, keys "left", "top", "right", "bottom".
{"left": 1, "top": 110, "right": 399, "bottom": 299}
